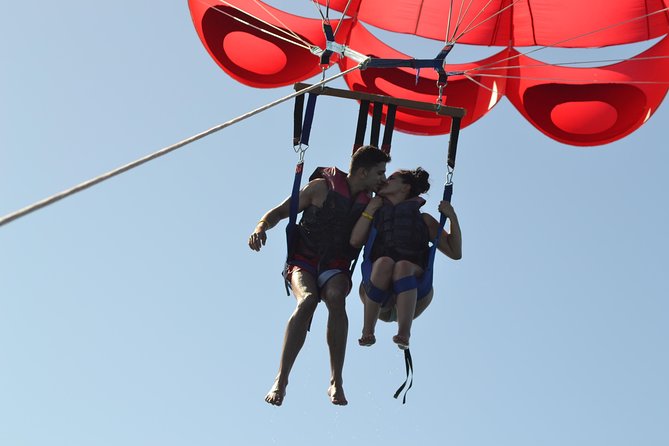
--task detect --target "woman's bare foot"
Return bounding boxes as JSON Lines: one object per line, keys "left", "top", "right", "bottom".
{"left": 358, "top": 333, "right": 376, "bottom": 346}
{"left": 392, "top": 334, "right": 410, "bottom": 350}
{"left": 327, "top": 384, "right": 348, "bottom": 406}
{"left": 265, "top": 380, "right": 286, "bottom": 406}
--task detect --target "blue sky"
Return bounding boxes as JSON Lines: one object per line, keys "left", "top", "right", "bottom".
{"left": 1, "top": 2, "right": 667, "bottom": 446}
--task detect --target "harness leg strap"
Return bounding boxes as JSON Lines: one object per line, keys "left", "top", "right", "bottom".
{"left": 363, "top": 280, "right": 391, "bottom": 306}
{"left": 393, "top": 275, "right": 418, "bottom": 294}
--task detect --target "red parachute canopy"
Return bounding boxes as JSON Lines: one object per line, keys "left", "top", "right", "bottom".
{"left": 188, "top": 0, "right": 669, "bottom": 146}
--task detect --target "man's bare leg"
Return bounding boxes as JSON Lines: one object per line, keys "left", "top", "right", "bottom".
{"left": 265, "top": 270, "right": 319, "bottom": 406}
{"left": 322, "top": 273, "right": 350, "bottom": 406}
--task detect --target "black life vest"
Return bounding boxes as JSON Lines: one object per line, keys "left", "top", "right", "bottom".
{"left": 296, "top": 167, "right": 371, "bottom": 262}
{"left": 371, "top": 197, "right": 430, "bottom": 268}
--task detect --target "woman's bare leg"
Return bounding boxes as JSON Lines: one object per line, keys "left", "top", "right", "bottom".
{"left": 361, "top": 257, "right": 395, "bottom": 341}
{"left": 392, "top": 260, "right": 423, "bottom": 347}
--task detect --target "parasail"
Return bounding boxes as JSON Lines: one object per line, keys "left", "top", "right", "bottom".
{"left": 188, "top": 0, "right": 669, "bottom": 146}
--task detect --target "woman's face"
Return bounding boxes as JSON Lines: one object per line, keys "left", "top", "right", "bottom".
{"left": 378, "top": 172, "right": 408, "bottom": 197}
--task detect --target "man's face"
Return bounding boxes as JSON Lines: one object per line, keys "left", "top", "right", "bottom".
{"left": 364, "top": 162, "right": 388, "bottom": 192}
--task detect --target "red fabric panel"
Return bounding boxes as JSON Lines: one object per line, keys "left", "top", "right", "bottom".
{"left": 189, "top": 0, "right": 352, "bottom": 88}
{"left": 318, "top": 0, "right": 513, "bottom": 44}
{"left": 319, "top": 0, "right": 669, "bottom": 46}
{"left": 505, "top": 35, "right": 669, "bottom": 145}
{"left": 190, "top": 1, "right": 669, "bottom": 143}
{"left": 510, "top": 0, "right": 669, "bottom": 47}
{"left": 338, "top": 23, "right": 509, "bottom": 135}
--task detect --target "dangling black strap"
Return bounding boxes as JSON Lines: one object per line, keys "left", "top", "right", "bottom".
{"left": 393, "top": 348, "right": 414, "bottom": 404}
{"left": 353, "top": 100, "right": 370, "bottom": 153}
{"left": 447, "top": 116, "right": 461, "bottom": 171}
{"left": 370, "top": 102, "right": 383, "bottom": 148}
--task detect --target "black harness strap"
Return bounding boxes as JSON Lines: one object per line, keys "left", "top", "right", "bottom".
{"left": 369, "top": 101, "right": 384, "bottom": 148}
{"left": 447, "top": 116, "right": 461, "bottom": 171}
{"left": 381, "top": 104, "right": 397, "bottom": 154}
{"left": 284, "top": 93, "right": 318, "bottom": 295}
{"left": 353, "top": 99, "right": 370, "bottom": 153}
{"left": 393, "top": 349, "right": 414, "bottom": 404}
{"left": 319, "top": 23, "right": 336, "bottom": 66}
{"left": 353, "top": 101, "right": 397, "bottom": 154}
{"left": 293, "top": 94, "right": 305, "bottom": 146}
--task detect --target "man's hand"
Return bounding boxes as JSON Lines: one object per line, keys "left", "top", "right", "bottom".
{"left": 248, "top": 221, "right": 268, "bottom": 251}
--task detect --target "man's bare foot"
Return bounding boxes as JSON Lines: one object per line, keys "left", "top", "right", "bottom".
{"left": 265, "top": 381, "right": 286, "bottom": 406}
{"left": 327, "top": 384, "right": 348, "bottom": 406}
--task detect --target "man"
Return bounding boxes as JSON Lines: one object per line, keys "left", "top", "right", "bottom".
{"left": 248, "top": 145, "right": 390, "bottom": 406}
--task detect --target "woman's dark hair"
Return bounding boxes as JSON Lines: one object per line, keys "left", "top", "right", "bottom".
{"left": 350, "top": 145, "right": 391, "bottom": 173}
{"left": 396, "top": 167, "right": 430, "bottom": 198}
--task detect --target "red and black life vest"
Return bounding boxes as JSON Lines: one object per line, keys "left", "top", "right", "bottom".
{"left": 371, "top": 197, "right": 430, "bottom": 269}
{"left": 295, "top": 167, "right": 371, "bottom": 263}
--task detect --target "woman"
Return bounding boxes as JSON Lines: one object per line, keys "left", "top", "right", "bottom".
{"left": 350, "top": 167, "right": 462, "bottom": 349}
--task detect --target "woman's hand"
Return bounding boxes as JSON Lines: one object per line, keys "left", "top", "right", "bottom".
{"left": 438, "top": 200, "right": 456, "bottom": 219}
{"left": 365, "top": 196, "right": 384, "bottom": 215}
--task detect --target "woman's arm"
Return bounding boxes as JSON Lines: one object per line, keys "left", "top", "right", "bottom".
{"left": 349, "top": 196, "right": 384, "bottom": 248}
{"left": 423, "top": 200, "right": 462, "bottom": 260}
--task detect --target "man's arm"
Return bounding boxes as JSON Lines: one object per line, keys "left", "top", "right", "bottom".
{"left": 248, "top": 179, "right": 327, "bottom": 251}
{"left": 423, "top": 201, "right": 462, "bottom": 260}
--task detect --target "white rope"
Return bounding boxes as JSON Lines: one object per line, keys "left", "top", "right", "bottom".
{"left": 453, "top": 0, "right": 521, "bottom": 43}
{"left": 445, "top": 0, "right": 455, "bottom": 43}
{"left": 312, "top": 0, "right": 329, "bottom": 23}
{"left": 201, "top": 0, "right": 312, "bottom": 50}
{"left": 0, "top": 64, "right": 363, "bottom": 228}
{"left": 248, "top": 0, "right": 311, "bottom": 48}
{"left": 450, "top": 0, "right": 478, "bottom": 44}
{"left": 463, "top": 54, "right": 669, "bottom": 73}
{"left": 465, "top": 72, "right": 669, "bottom": 84}
{"left": 333, "top": 0, "right": 355, "bottom": 38}
{"left": 463, "top": 73, "right": 495, "bottom": 93}
{"left": 221, "top": 0, "right": 311, "bottom": 47}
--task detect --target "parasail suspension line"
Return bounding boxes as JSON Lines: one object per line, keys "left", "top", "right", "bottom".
{"left": 0, "top": 64, "right": 363, "bottom": 228}
{"left": 446, "top": 0, "right": 455, "bottom": 42}
{"left": 471, "top": 6, "right": 669, "bottom": 74}
{"left": 449, "top": 0, "right": 479, "bottom": 44}
{"left": 333, "top": 0, "right": 354, "bottom": 38}
{"left": 244, "top": 0, "right": 311, "bottom": 47}
{"left": 209, "top": 0, "right": 312, "bottom": 50}
{"left": 453, "top": 0, "right": 521, "bottom": 43}
{"left": 479, "top": 56, "right": 669, "bottom": 71}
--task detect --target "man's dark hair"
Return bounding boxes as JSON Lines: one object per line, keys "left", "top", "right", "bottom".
{"left": 349, "top": 145, "right": 391, "bottom": 173}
